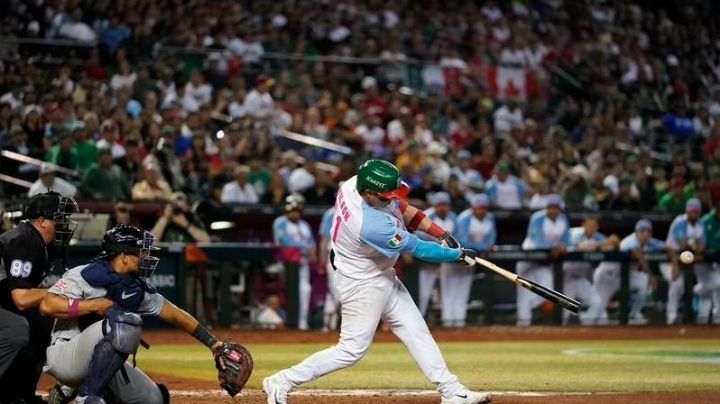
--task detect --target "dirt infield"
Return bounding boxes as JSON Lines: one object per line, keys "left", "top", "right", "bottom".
{"left": 38, "top": 326, "right": 720, "bottom": 403}
{"left": 167, "top": 390, "right": 720, "bottom": 404}
{"left": 142, "top": 324, "right": 720, "bottom": 345}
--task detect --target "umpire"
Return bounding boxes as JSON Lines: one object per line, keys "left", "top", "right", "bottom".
{"left": 0, "top": 191, "right": 78, "bottom": 403}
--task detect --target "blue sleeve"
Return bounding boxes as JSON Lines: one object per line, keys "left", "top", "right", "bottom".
{"left": 319, "top": 210, "right": 334, "bottom": 238}
{"left": 517, "top": 179, "right": 528, "bottom": 198}
{"left": 561, "top": 217, "right": 571, "bottom": 245}
{"left": 527, "top": 214, "right": 549, "bottom": 248}
{"left": 360, "top": 213, "right": 418, "bottom": 258}
{"left": 454, "top": 213, "right": 471, "bottom": 246}
{"left": 273, "top": 218, "right": 308, "bottom": 249}
{"left": 486, "top": 180, "right": 497, "bottom": 204}
{"left": 411, "top": 239, "right": 462, "bottom": 263}
{"left": 619, "top": 236, "right": 637, "bottom": 251}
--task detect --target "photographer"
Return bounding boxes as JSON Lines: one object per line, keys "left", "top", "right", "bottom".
{"left": 151, "top": 192, "right": 210, "bottom": 243}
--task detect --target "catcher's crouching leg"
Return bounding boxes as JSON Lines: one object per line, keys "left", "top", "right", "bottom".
{"left": 77, "top": 308, "right": 143, "bottom": 400}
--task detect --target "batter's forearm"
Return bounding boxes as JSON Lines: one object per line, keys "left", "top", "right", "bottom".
{"left": 400, "top": 201, "right": 446, "bottom": 237}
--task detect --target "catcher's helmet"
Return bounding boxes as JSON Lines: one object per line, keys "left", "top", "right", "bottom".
{"left": 25, "top": 191, "right": 79, "bottom": 245}
{"left": 98, "top": 225, "right": 160, "bottom": 278}
{"left": 284, "top": 194, "right": 305, "bottom": 212}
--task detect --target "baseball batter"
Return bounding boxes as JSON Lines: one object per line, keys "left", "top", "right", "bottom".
{"left": 452, "top": 194, "right": 496, "bottom": 328}
{"left": 562, "top": 217, "right": 617, "bottom": 325}
{"left": 416, "top": 192, "right": 457, "bottom": 319}
{"left": 40, "top": 225, "right": 248, "bottom": 403}
{"left": 593, "top": 219, "right": 666, "bottom": 324}
{"left": 515, "top": 195, "right": 569, "bottom": 326}
{"left": 263, "top": 160, "right": 491, "bottom": 404}
{"left": 661, "top": 199, "right": 703, "bottom": 324}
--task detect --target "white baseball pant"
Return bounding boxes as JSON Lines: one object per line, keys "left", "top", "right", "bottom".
{"left": 593, "top": 263, "right": 649, "bottom": 324}
{"left": 440, "top": 263, "right": 474, "bottom": 327}
{"left": 276, "top": 268, "right": 467, "bottom": 399}
{"left": 515, "top": 261, "right": 553, "bottom": 326}
{"left": 694, "top": 263, "right": 720, "bottom": 324}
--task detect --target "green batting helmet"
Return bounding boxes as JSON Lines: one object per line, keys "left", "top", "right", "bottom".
{"left": 356, "top": 159, "right": 410, "bottom": 200}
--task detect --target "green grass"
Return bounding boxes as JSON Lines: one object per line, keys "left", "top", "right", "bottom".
{"left": 136, "top": 339, "right": 720, "bottom": 392}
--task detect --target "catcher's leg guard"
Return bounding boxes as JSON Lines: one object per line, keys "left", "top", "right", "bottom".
{"left": 78, "top": 309, "right": 143, "bottom": 398}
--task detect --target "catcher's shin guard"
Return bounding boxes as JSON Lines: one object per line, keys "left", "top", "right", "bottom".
{"left": 78, "top": 309, "right": 143, "bottom": 398}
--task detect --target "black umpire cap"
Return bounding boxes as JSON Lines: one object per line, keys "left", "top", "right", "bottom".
{"left": 25, "top": 191, "right": 79, "bottom": 244}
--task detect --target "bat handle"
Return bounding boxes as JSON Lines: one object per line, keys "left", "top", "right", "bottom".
{"left": 463, "top": 255, "right": 476, "bottom": 266}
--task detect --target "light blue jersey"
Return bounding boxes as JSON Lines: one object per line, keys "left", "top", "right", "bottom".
{"left": 521, "top": 210, "right": 570, "bottom": 250}
{"left": 273, "top": 216, "right": 316, "bottom": 256}
{"left": 485, "top": 175, "right": 528, "bottom": 209}
{"left": 666, "top": 214, "right": 706, "bottom": 251}
{"left": 455, "top": 209, "right": 496, "bottom": 252}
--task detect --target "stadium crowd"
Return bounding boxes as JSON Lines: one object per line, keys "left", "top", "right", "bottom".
{"left": 0, "top": 0, "right": 719, "bottom": 216}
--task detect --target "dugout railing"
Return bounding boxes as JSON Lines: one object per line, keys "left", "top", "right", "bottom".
{"left": 54, "top": 243, "right": 700, "bottom": 328}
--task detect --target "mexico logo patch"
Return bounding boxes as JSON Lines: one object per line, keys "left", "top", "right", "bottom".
{"left": 388, "top": 233, "right": 403, "bottom": 248}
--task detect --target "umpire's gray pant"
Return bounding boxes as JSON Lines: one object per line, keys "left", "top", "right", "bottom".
{"left": 45, "top": 320, "right": 163, "bottom": 404}
{"left": 0, "top": 307, "right": 29, "bottom": 378}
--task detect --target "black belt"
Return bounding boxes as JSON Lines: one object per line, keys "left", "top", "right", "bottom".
{"left": 329, "top": 249, "right": 338, "bottom": 272}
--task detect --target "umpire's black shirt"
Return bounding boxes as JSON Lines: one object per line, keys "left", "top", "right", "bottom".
{"left": 0, "top": 221, "right": 51, "bottom": 312}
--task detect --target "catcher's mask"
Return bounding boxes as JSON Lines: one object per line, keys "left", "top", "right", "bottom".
{"left": 25, "top": 191, "right": 79, "bottom": 245}
{"left": 99, "top": 225, "right": 161, "bottom": 278}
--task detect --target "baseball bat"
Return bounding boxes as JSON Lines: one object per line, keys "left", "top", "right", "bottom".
{"left": 464, "top": 255, "right": 583, "bottom": 314}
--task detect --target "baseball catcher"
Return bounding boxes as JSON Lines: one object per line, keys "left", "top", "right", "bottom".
{"left": 40, "top": 225, "right": 252, "bottom": 403}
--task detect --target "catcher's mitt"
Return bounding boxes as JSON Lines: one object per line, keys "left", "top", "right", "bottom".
{"left": 213, "top": 340, "right": 254, "bottom": 397}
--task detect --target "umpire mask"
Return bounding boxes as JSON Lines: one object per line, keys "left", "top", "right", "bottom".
{"left": 25, "top": 192, "right": 79, "bottom": 245}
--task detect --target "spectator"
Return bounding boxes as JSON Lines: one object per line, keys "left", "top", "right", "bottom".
{"left": 132, "top": 164, "right": 173, "bottom": 202}
{"left": 658, "top": 177, "right": 690, "bottom": 214}
{"left": 45, "top": 130, "right": 78, "bottom": 171}
{"left": 81, "top": 148, "right": 128, "bottom": 200}
{"left": 485, "top": 162, "right": 528, "bottom": 209}
{"left": 302, "top": 169, "right": 337, "bottom": 205}
{"left": 562, "top": 165, "right": 591, "bottom": 211}
{"left": 70, "top": 121, "right": 98, "bottom": 172}
{"left": 607, "top": 176, "right": 642, "bottom": 211}
{"left": 244, "top": 74, "right": 274, "bottom": 121}
{"left": 248, "top": 156, "right": 272, "bottom": 197}
{"left": 96, "top": 119, "right": 126, "bottom": 159}
{"left": 451, "top": 150, "right": 484, "bottom": 198}
{"left": 1, "top": 125, "right": 39, "bottom": 197}
{"left": 108, "top": 201, "right": 132, "bottom": 229}
{"left": 221, "top": 165, "right": 259, "bottom": 204}
{"left": 493, "top": 100, "right": 524, "bottom": 138}
{"left": 115, "top": 138, "right": 144, "bottom": 188}
{"left": 151, "top": 192, "right": 210, "bottom": 243}
{"left": 27, "top": 163, "right": 77, "bottom": 197}
{"left": 254, "top": 294, "right": 285, "bottom": 330}
{"left": 110, "top": 60, "right": 137, "bottom": 91}
{"left": 287, "top": 158, "right": 316, "bottom": 194}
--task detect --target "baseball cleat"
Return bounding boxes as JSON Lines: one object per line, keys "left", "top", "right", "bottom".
{"left": 263, "top": 376, "right": 289, "bottom": 404}
{"left": 441, "top": 390, "right": 492, "bottom": 404}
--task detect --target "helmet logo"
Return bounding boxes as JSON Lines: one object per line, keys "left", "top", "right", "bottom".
{"left": 367, "top": 177, "right": 388, "bottom": 189}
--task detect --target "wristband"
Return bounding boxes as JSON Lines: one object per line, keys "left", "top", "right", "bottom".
{"left": 68, "top": 298, "right": 80, "bottom": 320}
{"left": 427, "top": 223, "right": 446, "bottom": 238}
{"left": 407, "top": 210, "right": 426, "bottom": 232}
{"left": 192, "top": 324, "right": 218, "bottom": 349}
